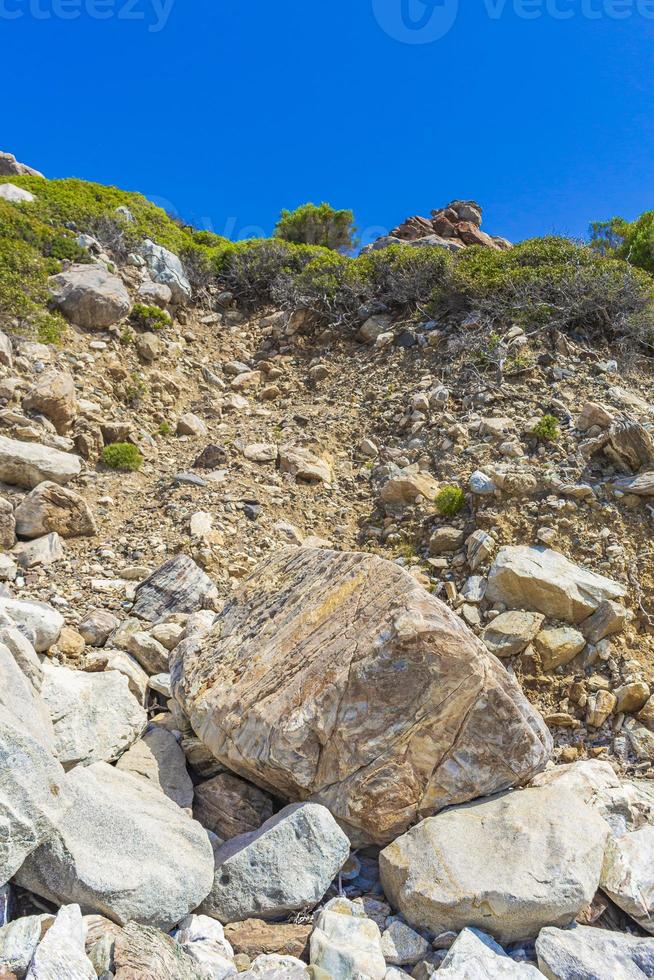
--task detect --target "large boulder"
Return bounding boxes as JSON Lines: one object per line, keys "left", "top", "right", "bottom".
{"left": 536, "top": 924, "right": 654, "bottom": 979}
{"left": 40, "top": 662, "right": 146, "bottom": 770}
{"left": 139, "top": 240, "right": 191, "bottom": 305}
{"left": 309, "top": 898, "right": 386, "bottom": 980}
{"left": 14, "top": 482, "right": 96, "bottom": 540}
{"left": 200, "top": 803, "right": 349, "bottom": 923}
{"left": 171, "top": 548, "right": 552, "bottom": 844}
{"left": 600, "top": 825, "right": 654, "bottom": 933}
{"left": 15, "top": 762, "right": 214, "bottom": 931}
{"left": 0, "top": 436, "right": 81, "bottom": 489}
{"left": 379, "top": 784, "right": 610, "bottom": 944}
{"left": 487, "top": 546, "right": 627, "bottom": 623}
{"left": 49, "top": 264, "right": 131, "bottom": 329}
{"left": 112, "top": 921, "right": 208, "bottom": 980}
{"left": 22, "top": 370, "right": 76, "bottom": 435}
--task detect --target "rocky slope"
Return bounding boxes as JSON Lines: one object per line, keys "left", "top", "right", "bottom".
{"left": 1, "top": 156, "right": 654, "bottom": 977}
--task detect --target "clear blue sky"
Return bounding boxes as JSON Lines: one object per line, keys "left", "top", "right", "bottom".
{"left": 3, "top": 0, "right": 654, "bottom": 246}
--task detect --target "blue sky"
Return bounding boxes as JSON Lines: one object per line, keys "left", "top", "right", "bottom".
{"left": 3, "top": 0, "right": 654, "bottom": 246}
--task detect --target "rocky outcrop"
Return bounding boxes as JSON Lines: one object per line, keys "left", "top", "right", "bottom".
{"left": 370, "top": 200, "right": 511, "bottom": 254}
{"left": 486, "top": 546, "right": 627, "bottom": 622}
{"left": 0, "top": 151, "right": 43, "bottom": 177}
{"left": 172, "top": 547, "right": 551, "bottom": 844}
{"left": 14, "top": 483, "right": 96, "bottom": 539}
{"left": 49, "top": 264, "right": 131, "bottom": 329}
{"left": 379, "top": 783, "right": 609, "bottom": 944}
{"left": 0, "top": 437, "right": 81, "bottom": 489}
{"left": 15, "top": 762, "right": 214, "bottom": 931}
{"left": 200, "top": 803, "right": 350, "bottom": 923}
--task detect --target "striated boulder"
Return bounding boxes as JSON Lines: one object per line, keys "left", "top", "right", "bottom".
{"left": 132, "top": 554, "right": 217, "bottom": 624}
{"left": 22, "top": 370, "right": 76, "bottom": 435}
{"left": 15, "top": 762, "right": 214, "bottom": 931}
{"left": 379, "top": 784, "right": 609, "bottom": 944}
{"left": 15, "top": 482, "right": 96, "bottom": 540}
{"left": 0, "top": 437, "right": 81, "bottom": 489}
{"left": 224, "top": 920, "right": 310, "bottom": 961}
{"left": 112, "top": 921, "right": 208, "bottom": 980}
{"left": 40, "top": 662, "right": 146, "bottom": 770}
{"left": 49, "top": 264, "right": 131, "bottom": 329}
{"left": 171, "top": 548, "right": 551, "bottom": 844}
{"left": 487, "top": 546, "right": 627, "bottom": 623}
{"left": 200, "top": 803, "right": 349, "bottom": 923}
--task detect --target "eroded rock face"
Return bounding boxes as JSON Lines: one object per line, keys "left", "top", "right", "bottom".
{"left": 379, "top": 784, "right": 609, "bottom": 944}
{"left": 487, "top": 546, "right": 627, "bottom": 623}
{"left": 15, "top": 762, "right": 214, "bottom": 931}
{"left": 49, "top": 264, "right": 131, "bottom": 330}
{"left": 172, "top": 548, "right": 552, "bottom": 844}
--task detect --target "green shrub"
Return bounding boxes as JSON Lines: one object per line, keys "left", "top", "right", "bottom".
{"left": 275, "top": 202, "right": 356, "bottom": 252}
{"left": 273, "top": 252, "right": 363, "bottom": 325}
{"left": 357, "top": 245, "right": 452, "bottom": 312}
{"left": 101, "top": 442, "right": 143, "bottom": 471}
{"left": 447, "top": 237, "right": 654, "bottom": 344}
{"left": 532, "top": 414, "right": 560, "bottom": 441}
{"left": 158, "top": 421, "right": 172, "bottom": 436}
{"left": 435, "top": 485, "right": 465, "bottom": 516}
{"left": 130, "top": 303, "right": 170, "bottom": 331}
{"left": 216, "top": 239, "right": 331, "bottom": 309}
{"left": 37, "top": 318, "right": 66, "bottom": 346}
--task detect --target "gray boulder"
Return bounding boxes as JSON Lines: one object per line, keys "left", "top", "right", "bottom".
{"left": 116, "top": 726, "right": 194, "bottom": 810}
{"left": 201, "top": 803, "right": 350, "bottom": 923}
{"left": 15, "top": 762, "right": 214, "bottom": 931}
{"left": 40, "top": 661, "right": 146, "bottom": 770}
{"left": 380, "top": 785, "right": 609, "bottom": 944}
{"left": 536, "top": 924, "right": 654, "bottom": 979}
{"left": 132, "top": 554, "right": 217, "bottom": 623}
{"left": 139, "top": 240, "right": 192, "bottom": 304}
{"left": 0, "top": 436, "right": 81, "bottom": 489}
{"left": 438, "top": 928, "right": 542, "bottom": 978}
{"left": 0, "top": 913, "right": 53, "bottom": 977}
{"left": 49, "top": 264, "right": 131, "bottom": 329}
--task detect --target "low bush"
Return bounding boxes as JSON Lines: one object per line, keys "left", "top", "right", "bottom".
{"left": 435, "top": 485, "right": 465, "bottom": 516}
{"left": 130, "top": 303, "right": 170, "bottom": 331}
{"left": 101, "top": 442, "right": 143, "bottom": 471}
{"left": 532, "top": 414, "right": 560, "bottom": 441}
{"left": 447, "top": 237, "right": 654, "bottom": 345}
{"left": 357, "top": 244, "right": 452, "bottom": 312}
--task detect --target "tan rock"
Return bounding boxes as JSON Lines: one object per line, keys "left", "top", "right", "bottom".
{"left": 637, "top": 696, "right": 654, "bottom": 732}
{"left": 534, "top": 627, "right": 586, "bottom": 670}
{"left": 482, "top": 611, "right": 544, "bottom": 659}
{"left": 224, "top": 919, "right": 311, "bottom": 961}
{"left": 279, "top": 446, "right": 333, "bottom": 484}
{"left": 171, "top": 548, "right": 552, "bottom": 845}
{"left": 55, "top": 627, "right": 85, "bottom": 658}
{"left": 193, "top": 772, "right": 273, "bottom": 840}
{"left": 487, "top": 547, "right": 626, "bottom": 623}
{"left": 380, "top": 469, "right": 439, "bottom": 507}
{"left": 614, "top": 682, "right": 650, "bottom": 715}
{"left": 429, "top": 527, "right": 464, "bottom": 555}
{"left": 581, "top": 600, "right": 628, "bottom": 644}
{"left": 177, "top": 413, "right": 208, "bottom": 438}
{"left": 14, "top": 482, "right": 96, "bottom": 539}
{"left": 23, "top": 370, "right": 76, "bottom": 435}
{"left": 586, "top": 690, "right": 617, "bottom": 729}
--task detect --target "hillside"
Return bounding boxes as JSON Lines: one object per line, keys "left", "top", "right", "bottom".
{"left": 1, "top": 156, "right": 654, "bottom": 977}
